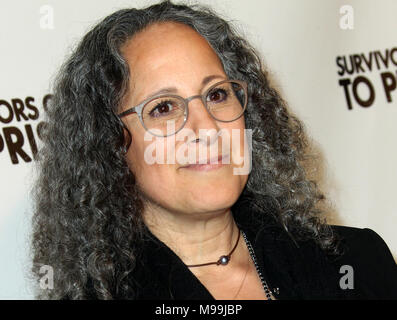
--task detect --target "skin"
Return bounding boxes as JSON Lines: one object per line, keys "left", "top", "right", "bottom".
{"left": 120, "top": 22, "right": 271, "bottom": 300}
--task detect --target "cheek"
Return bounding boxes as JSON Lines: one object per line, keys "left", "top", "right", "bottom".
{"left": 222, "top": 118, "right": 247, "bottom": 164}
{"left": 138, "top": 165, "right": 177, "bottom": 203}
{"left": 226, "top": 117, "right": 249, "bottom": 186}
{"left": 125, "top": 134, "right": 177, "bottom": 196}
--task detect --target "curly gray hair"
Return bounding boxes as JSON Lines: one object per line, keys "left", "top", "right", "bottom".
{"left": 30, "top": 0, "right": 339, "bottom": 299}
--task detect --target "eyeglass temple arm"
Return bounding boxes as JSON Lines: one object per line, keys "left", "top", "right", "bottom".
{"left": 118, "top": 107, "right": 137, "bottom": 118}
{"left": 118, "top": 99, "right": 147, "bottom": 118}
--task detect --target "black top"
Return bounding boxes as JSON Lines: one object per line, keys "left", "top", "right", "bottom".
{"left": 131, "top": 201, "right": 397, "bottom": 300}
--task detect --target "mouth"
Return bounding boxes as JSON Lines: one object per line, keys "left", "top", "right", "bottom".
{"left": 180, "top": 154, "right": 230, "bottom": 172}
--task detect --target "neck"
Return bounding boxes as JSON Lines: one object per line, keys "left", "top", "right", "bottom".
{"left": 142, "top": 203, "right": 240, "bottom": 269}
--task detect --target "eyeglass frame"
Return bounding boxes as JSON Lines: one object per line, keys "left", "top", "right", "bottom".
{"left": 117, "top": 79, "right": 248, "bottom": 137}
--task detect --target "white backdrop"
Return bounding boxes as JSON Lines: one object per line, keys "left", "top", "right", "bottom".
{"left": 0, "top": 0, "right": 396, "bottom": 299}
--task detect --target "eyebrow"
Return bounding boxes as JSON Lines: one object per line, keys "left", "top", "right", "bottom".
{"left": 142, "top": 74, "right": 226, "bottom": 101}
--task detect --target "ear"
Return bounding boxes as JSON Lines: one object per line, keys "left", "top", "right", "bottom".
{"left": 121, "top": 122, "right": 132, "bottom": 154}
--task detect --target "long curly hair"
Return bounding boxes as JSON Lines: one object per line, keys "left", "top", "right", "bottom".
{"left": 30, "top": 0, "right": 340, "bottom": 299}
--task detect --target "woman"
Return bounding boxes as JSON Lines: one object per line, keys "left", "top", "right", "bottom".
{"left": 30, "top": 0, "right": 397, "bottom": 300}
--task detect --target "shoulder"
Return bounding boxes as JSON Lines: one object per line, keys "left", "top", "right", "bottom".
{"left": 330, "top": 225, "right": 396, "bottom": 265}
{"left": 328, "top": 225, "right": 397, "bottom": 299}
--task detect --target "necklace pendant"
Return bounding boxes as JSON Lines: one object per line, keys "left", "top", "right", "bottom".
{"left": 218, "top": 255, "right": 230, "bottom": 265}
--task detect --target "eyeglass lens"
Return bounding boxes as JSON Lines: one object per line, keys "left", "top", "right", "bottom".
{"left": 141, "top": 80, "right": 246, "bottom": 136}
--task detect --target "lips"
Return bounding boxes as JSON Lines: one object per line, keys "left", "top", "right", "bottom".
{"left": 180, "top": 154, "right": 230, "bottom": 171}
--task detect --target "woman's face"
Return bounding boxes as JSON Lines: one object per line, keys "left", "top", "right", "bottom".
{"left": 120, "top": 22, "right": 249, "bottom": 217}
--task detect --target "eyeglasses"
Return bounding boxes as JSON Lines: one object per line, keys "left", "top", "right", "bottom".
{"left": 117, "top": 79, "right": 248, "bottom": 137}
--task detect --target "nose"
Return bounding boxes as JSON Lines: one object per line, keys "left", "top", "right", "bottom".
{"left": 184, "top": 95, "right": 220, "bottom": 138}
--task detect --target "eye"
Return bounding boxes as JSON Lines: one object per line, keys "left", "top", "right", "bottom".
{"left": 207, "top": 88, "right": 228, "bottom": 103}
{"left": 149, "top": 100, "right": 175, "bottom": 118}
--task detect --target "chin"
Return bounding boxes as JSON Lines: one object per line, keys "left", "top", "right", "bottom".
{"left": 187, "top": 185, "right": 241, "bottom": 212}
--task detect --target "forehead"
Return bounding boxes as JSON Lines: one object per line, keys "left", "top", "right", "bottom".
{"left": 121, "top": 21, "right": 224, "bottom": 81}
